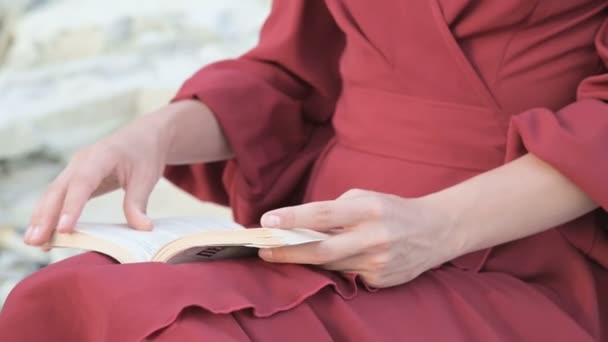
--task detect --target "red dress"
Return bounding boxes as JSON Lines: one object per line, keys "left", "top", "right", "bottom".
{"left": 2, "top": 1, "right": 608, "bottom": 340}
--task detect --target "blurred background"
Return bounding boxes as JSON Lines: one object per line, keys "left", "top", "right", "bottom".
{"left": 0, "top": 0, "right": 270, "bottom": 307}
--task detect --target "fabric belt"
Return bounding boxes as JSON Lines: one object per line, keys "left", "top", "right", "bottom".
{"left": 333, "top": 84, "right": 507, "bottom": 171}
{"left": 332, "top": 84, "right": 511, "bottom": 270}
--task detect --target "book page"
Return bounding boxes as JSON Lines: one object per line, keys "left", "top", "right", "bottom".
{"left": 75, "top": 217, "right": 244, "bottom": 262}
{"left": 74, "top": 223, "right": 159, "bottom": 262}
{"left": 152, "top": 217, "right": 244, "bottom": 236}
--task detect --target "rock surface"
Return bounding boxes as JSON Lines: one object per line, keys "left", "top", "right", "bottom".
{"left": 0, "top": 0, "right": 270, "bottom": 308}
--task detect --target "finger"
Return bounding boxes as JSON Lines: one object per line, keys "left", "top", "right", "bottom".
{"left": 57, "top": 173, "right": 102, "bottom": 233}
{"left": 123, "top": 169, "right": 155, "bottom": 231}
{"left": 55, "top": 155, "right": 114, "bottom": 233}
{"left": 25, "top": 199, "right": 43, "bottom": 244}
{"left": 23, "top": 206, "right": 41, "bottom": 245}
{"left": 322, "top": 254, "right": 366, "bottom": 272}
{"left": 260, "top": 196, "right": 384, "bottom": 230}
{"left": 259, "top": 226, "right": 375, "bottom": 264}
{"left": 337, "top": 188, "right": 377, "bottom": 200}
{"left": 92, "top": 175, "right": 121, "bottom": 198}
{"left": 26, "top": 178, "right": 69, "bottom": 245}
{"left": 322, "top": 252, "right": 380, "bottom": 273}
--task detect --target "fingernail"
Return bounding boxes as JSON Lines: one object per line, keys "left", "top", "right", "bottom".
{"left": 30, "top": 226, "right": 42, "bottom": 241}
{"left": 259, "top": 248, "right": 272, "bottom": 260}
{"left": 261, "top": 214, "right": 281, "bottom": 228}
{"left": 57, "top": 214, "right": 71, "bottom": 232}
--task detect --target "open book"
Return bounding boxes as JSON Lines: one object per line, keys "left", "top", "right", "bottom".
{"left": 49, "top": 217, "right": 328, "bottom": 264}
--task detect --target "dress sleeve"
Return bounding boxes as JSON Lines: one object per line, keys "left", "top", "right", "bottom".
{"left": 506, "top": 19, "right": 608, "bottom": 209}
{"left": 505, "top": 19, "right": 608, "bottom": 266}
{"left": 163, "top": 1, "right": 344, "bottom": 225}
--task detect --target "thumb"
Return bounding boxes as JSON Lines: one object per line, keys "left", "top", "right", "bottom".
{"left": 123, "top": 174, "right": 155, "bottom": 231}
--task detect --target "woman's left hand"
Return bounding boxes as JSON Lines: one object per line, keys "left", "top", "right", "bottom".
{"left": 258, "top": 189, "right": 464, "bottom": 288}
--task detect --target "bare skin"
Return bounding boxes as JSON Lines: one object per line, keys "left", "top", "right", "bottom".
{"left": 24, "top": 100, "right": 598, "bottom": 288}
{"left": 258, "top": 154, "right": 597, "bottom": 287}
{"left": 24, "top": 100, "right": 232, "bottom": 245}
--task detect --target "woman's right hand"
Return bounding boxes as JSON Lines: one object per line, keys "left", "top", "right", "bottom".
{"left": 24, "top": 110, "right": 173, "bottom": 246}
{"left": 24, "top": 99, "right": 233, "bottom": 247}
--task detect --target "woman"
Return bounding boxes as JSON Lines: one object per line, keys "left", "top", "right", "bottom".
{"left": 1, "top": 0, "right": 607, "bottom": 340}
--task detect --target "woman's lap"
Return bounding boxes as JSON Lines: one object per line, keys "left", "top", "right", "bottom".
{"left": 0, "top": 252, "right": 594, "bottom": 341}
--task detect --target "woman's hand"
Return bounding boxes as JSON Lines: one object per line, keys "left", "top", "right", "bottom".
{"left": 24, "top": 100, "right": 232, "bottom": 247}
{"left": 257, "top": 189, "right": 464, "bottom": 288}
{"left": 257, "top": 155, "right": 600, "bottom": 288}
{"left": 24, "top": 113, "right": 171, "bottom": 246}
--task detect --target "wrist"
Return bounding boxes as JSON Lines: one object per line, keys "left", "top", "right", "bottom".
{"left": 152, "top": 101, "right": 192, "bottom": 155}
{"left": 419, "top": 188, "right": 474, "bottom": 258}
{"left": 142, "top": 103, "right": 183, "bottom": 163}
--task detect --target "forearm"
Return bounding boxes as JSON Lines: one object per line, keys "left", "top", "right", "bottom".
{"left": 152, "top": 99, "right": 233, "bottom": 165}
{"left": 426, "top": 154, "right": 598, "bottom": 256}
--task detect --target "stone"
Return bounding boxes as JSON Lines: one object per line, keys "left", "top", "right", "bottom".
{"left": 0, "top": 157, "right": 62, "bottom": 227}
{"left": 3, "top": 0, "right": 269, "bottom": 69}
{"left": 0, "top": 0, "right": 270, "bottom": 160}
{"left": 0, "top": 6, "right": 14, "bottom": 63}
